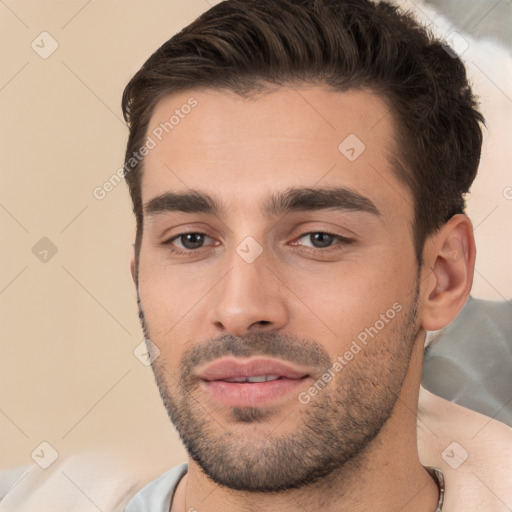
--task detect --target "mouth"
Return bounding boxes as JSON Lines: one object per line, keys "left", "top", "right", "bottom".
{"left": 196, "top": 357, "right": 311, "bottom": 408}
{"left": 221, "top": 375, "right": 287, "bottom": 383}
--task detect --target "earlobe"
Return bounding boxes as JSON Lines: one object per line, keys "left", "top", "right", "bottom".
{"left": 420, "top": 214, "right": 476, "bottom": 331}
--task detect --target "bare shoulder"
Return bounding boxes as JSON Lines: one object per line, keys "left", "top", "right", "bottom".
{"left": 417, "top": 386, "right": 512, "bottom": 511}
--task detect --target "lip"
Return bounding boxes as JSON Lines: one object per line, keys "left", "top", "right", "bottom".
{"left": 197, "top": 357, "right": 311, "bottom": 408}
{"left": 197, "top": 356, "right": 310, "bottom": 381}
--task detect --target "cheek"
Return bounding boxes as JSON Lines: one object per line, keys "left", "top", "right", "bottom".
{"left": 137, "top": 232, "right": 416, "bottom": 360}
{"left": 137, "top": 249, "right": 209, "bottom": 348}
{"left": 281, "top": 251, "right": 415, "bottom": 353}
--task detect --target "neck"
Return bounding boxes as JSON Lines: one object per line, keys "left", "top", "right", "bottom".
{"left": 172, "top": 339, "right": 439, "bottom": 512}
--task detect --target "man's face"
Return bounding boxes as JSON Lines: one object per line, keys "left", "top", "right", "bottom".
{"left": 136, "top": 86, "right": 422, "bottom": 491}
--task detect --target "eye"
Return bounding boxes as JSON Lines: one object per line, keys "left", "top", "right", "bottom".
{"left": 166, "top": 232, "right": 217, "bottom": 252}
{"left": 293, "top": 232, "right": 353, "bottom": 250}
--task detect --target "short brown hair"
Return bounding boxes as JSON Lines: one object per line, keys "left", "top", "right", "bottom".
{"left": 122, "top": 0, "right": 484, "bottom": 267}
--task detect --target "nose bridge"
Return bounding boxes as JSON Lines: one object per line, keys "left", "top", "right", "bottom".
{"left": 208, "top": 236, "right": 288, "bottom": 335}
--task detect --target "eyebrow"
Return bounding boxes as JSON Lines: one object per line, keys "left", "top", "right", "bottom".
{"left": 144, "top": 186, "right": 382, "bottom": 219}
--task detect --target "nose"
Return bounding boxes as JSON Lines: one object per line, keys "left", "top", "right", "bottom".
{"left": 207, "top": 244, "right": 289, "bottom": 337}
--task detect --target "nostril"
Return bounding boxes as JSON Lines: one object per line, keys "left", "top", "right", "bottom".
{"left": 255, "top": 320, "right": 271, "bottom": 327}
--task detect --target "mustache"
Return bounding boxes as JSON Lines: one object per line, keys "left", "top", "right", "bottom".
{"left": 179, "top": 332, "right": 333, "bottom": 377}
{"left": 137, "top": 294, "right": 332, "bottom": 376}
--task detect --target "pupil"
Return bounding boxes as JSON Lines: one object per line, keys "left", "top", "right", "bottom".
{"left": 182, "top": 233, "right": 204, "bottom": 249}
{"left": 312, "top": 233, "right": 333, "bottom": 248}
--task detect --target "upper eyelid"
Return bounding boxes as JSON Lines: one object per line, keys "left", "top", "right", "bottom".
{"left": 167, "top": 230, "right": 347, "bottom": 240}
{"left": 294, "top": 231, "right": 347, "bottom": 239}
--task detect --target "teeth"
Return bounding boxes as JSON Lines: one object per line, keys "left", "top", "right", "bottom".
{"left": 248, "top": 375, "right": 280, "bottom": 383}
{"left": 224, "top": 375, "right": 281, "bottom": 383}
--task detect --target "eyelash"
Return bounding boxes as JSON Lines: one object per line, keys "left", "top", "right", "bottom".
{"left": 163, "top": 231, "right": 354, "bottom": 256}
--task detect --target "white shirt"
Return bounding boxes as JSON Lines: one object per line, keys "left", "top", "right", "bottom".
{"left": 123, "top": 463, "right": 187, "bottom": 512}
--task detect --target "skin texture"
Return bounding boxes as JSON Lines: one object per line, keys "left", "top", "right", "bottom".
{"left": 131, "top": 86, "right": 475, "bottom": 512}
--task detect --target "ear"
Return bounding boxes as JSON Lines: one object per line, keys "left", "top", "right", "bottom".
{"left": 130, "top": 248, "right": 137, "bottom": 285}
{"left": 419, "top": 214, "right": 476, "bottom": 331}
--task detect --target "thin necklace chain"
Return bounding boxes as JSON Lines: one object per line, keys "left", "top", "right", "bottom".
{"left": 424, "top": 466, "right": 445, "bottom": 511}
{"left": 180, "top": 465, "right": 445, "bottom": 511}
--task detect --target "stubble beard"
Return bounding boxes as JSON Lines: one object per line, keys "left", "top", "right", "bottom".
{"left": 139, "top": 286, "right": 420, "bottom": 493}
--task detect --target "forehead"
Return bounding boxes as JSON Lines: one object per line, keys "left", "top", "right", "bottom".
{"left": 141, "top": 86, "right": 412, "bottom": 221}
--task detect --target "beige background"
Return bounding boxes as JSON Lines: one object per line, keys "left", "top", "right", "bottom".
{"left": 1, "top": 0, "right": 511, "bottom": 474}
